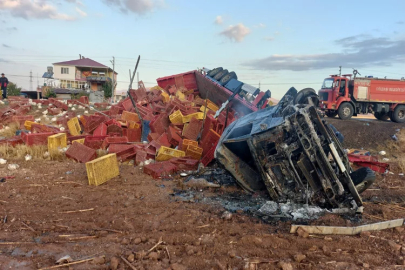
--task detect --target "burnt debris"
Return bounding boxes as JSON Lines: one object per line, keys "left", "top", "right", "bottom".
{"left": 215, "top": 87, "right": 375, "bottom": 209}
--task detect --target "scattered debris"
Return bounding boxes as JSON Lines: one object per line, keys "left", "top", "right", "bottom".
{"left": 184, "top": 177, "right": 221, "bottom": 188}
{"left": 290, "top": 218, "right": 404, "bottom": 235}
{"left": 7, "top": 164, "right": 19, "bottom": 170}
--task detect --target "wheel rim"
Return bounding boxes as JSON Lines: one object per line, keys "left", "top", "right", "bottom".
{"left": 398, "top": 109, "right": 405, "bottom": 119}
{"left": 343, "top": 107, "right": 351, "bottom": 116}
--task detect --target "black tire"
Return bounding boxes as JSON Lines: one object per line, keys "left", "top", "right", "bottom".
{"left": 349, "top": 167, "right": 376, "bottom": 194}
{"left": 207, "top": 67, "right": 223, "bottom": 78}
{"left": 213, "top": 69, "right": 228, "bottom": 81}
{"left": 338, "top": 103, "right": 354, "bottom": 120}
{"left": 219, "top": 71, "right": 237, "bottom": 86}
{"left": 326, "top": 111, "right": 338, "bottom": 118}
{"left": 390, "top": 105, "right": 405, "bottom": 123}
{"left": 374, "top": 112, "right": 389, "bottom": 121}
{"left": 294, "top": 88, "right": 319, "bottom": 107}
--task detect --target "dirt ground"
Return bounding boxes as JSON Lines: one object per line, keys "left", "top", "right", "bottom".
{"left": 1, "top": 112, "right": 405, "bottom": 269}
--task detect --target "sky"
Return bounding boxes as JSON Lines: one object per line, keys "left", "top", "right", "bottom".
{"left": 0, "top": 0, "right": 404, "bottom": 99}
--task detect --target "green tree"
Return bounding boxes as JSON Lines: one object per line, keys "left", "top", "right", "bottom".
{"left": 102, "top": 81, "right": 113, "bottom": 99}
{"left": 7, "top": 82, "right": 21, "bottom": 96}
{"left": 44, "top": 87, "right": 57, "bottom": 98}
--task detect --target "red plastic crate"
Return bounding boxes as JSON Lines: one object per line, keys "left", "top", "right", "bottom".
{"left": 102, "top": 136, "right": 129, "bottom": 149}
{"left": 85, "top": 115, "right": 106, "bottom": 133}
{"left": 143, "top": 161, "right": 177, "bottom": 179}
{"left": 201, "top": 144, "right": 217, "bottom": 166}
{"left": 79, "top": 96, "right": 89, "bottom": 105}
{"left": 0, "top": 136, "right": 24, "bottom": 147}
{"left": 150, "top": 113, "right": 170, "bottom": 135}
{"left": 107, "top": 124, "right": 123, "bottom": 136}
{"left": 108, "top": 144, "right": 133, "bottom": 153}
{"left": 116, "top": 146, "right": 137, "bottom": 161}
{"left": 169, "top": 157, "right": 199, "bottom": 170}
{"left": 67, "top": 135, "right": 87, "bottom": 143}
{"left": 84, "top": 135, "right": 108, "bottom": 150}
{"left": 147, "top": 133, "right": 160, "bottom": 142}
{"left": 144, "top": 140, "right": 161, "bottom": 156}
{"left": 66, "top": 142, "right": 97, "bottom": 163}
{"left": 126, "top": 128, "right": 142, "bottom": 142}
{"left": 135, "top": 150, "right": 147, "bottom": 165}
{"left": 93, "top": 123, "right": 107, "bottom": 136}
{"left": 11, "top": 115, "right": 34, "bottom": 124}
{"left": 48, "top": 107, "right": 62, "bottom": 115}
{"left": 200, "top": 129, "right": 221, "bottom": 156}
{"left": 31, "top": 124, "right": 60, "bottom": 134}
{"left": 167, "top": 126, "right": 182, "bottom": 146}
{"left": 182, "top": 117, "right": 202, "bottom": 141}
{"left": 121, "top": 98, "right": 134, "bottom": 111}
{"left": 22, "top": 132, "right": 53, "bottom": 146}
{"left": 157, "top": 133, "right": 171, "bottom": 147}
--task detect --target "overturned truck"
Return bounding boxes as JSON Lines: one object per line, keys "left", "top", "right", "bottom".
{"left": 215, "top": 87, "right": 375, "bottom": 209}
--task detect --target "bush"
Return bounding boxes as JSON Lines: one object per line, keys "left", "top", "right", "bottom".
{"left": 44, "top": 88, "right": 57, "bottom": 98}
{"left": 71, "top": 92, "right": 90, "bottom": 100}
{"left": 102, "top": 81, "right": 113, "bottom": 99}
{"left": 7, "top": 82, "right": 21, "bottom": 96}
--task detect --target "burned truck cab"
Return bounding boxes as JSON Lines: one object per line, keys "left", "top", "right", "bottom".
{"left": 215, "top": 87, "right": 374, "bottom": 209}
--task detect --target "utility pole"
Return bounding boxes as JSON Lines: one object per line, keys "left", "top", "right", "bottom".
{"left": 259, "top": 81, "right": 261, "bottom": 89}
{"left": 29, "top": 70, "right": 33, "bottom": 91}
{"left": 110, "top": 57, "right": 115, "bottom": 103}
{"left": 339, "top": 66, "right": 342, "bottom": 76}
{"left": 137, "top": 72, "right": 139, "bottom": 85}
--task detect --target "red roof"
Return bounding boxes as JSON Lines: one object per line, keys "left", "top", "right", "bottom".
{"left": 53, "top": 58, "right": 108, "bottom": 68}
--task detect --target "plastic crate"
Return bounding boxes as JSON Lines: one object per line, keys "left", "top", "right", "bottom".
{"left": 156, "top": 146, "right": 185, "bottom": 161}
{"left": 126, "top": 127, "right": 142, "bottom": 142}
{"left": 180, "top": 139, "right": 198, "bottom": 151}
{"left": 201, "top": 144, "right": 217, "bottom": 166}
{"left": 135, "top": 150, "right": 147, "bottom": 165}
{"left": 157, "top": 133, "right": 171, "bottom": 147}
{"left": 66, "top": 141, "right": 97, "bottom": 163}
{"left": 169, "top": 157, "right": 199, "bottom": 170}
{"left": 24, "top": 132, "right": 54, "bottom": 146}
{"left": 175, "top": 90, "right": 186, "bottom": 101}
{"left": 67, "top": 117, "right": 82, "bottom": 136}
{"left": 102, "top": 136, "right": 129, "bottom": 149}
{"left": 72, "top": 138, "right": 85, "bottom": 144}
{"left": 48, "top": 133, "right": 67, "bottom": 151}
{"left": 182, "top": 117, "right": 202, "bottom": 141}
{"left": 143, "top": 161, "right": 177, "bottom": 179}
{"left": 86, "top": 153, "right": 119, "bottom": 186}
{"left": 161, "top": 91, "right": 170, "bottom": 103}
{"left": 24, "top": 120, "right": 36, "bottom": 131}
{"left": 84, "top": 135, "right": 108, "bottom": 150}
{"left": 169, "top": 110, "right": 183, "bottom": 124}
{"left": 167, "top": 126, "right": 182, "bottom": 146}
{"left": 200, "top": 129, "right": 221, "bottom": 155}
{"left": 186, "top": 145, "right": 203, "bottom": 160}
{"left": 121, "top": 111, "right": 139, "bottom": 122}
{"left": 145, "top": 140, "right": 162, "bottom": 156}
{"left": 12, "top": 115, "right": 34, "bottom": 124}
{"left": 93, "top": 123, "right": 107, "bottom": 136}
{"left": 182, "top": 112, "right": 204, "bottom": 123}
{"left": 128, "top": 121, "right": 141, "bottom": 129}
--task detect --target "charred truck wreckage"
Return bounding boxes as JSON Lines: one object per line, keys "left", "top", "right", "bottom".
{"left": 215, "top": 87, "right": 376, "bottom": 210}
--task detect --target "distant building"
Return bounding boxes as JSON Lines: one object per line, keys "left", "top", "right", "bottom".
{"left": 51, "top": 57, "right": 117, "bottom": 91}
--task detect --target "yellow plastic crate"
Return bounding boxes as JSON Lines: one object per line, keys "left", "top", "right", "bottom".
{"left": 48, "top": 133, "right": 67, "bottom": 151}
{"left": 183, "top": 89, "right": 194, "bottom": 96}
{"left": 67, "top": 117, "right": 82, "bottom": 136}
{"left": 72, "top": 138, "right": 85, "bottom": 144}
{"left": 181, "top": 139, "right": 198, "bottom": 151}
{"left": 169, "top": 110, "right": 184, "bottom": 124}
{"left": 128, "top": 121, "right": 141, "bottom": 129}
{"left": 161, "top": 91, "right": 170, "bottom": 103}
{"left": 24, "top": 120, "right": 36, "bottom": 131}
{"left": 186, "top": 145, "right": 203, "bottom": 160}
{"left": 150, "top": 85, "right": 164, "bottom": 91}
{"left": 182, "top": 112, "right": 204, "bottom": 123}
{"left": 86, "top": 153, "right": 119, "bottom": 186}
{"left": 207, "top": 100, "right": 219, "bottom": 112}
{"left": 175, "top": 90, "right": 186, "bottom": 101}
{"left": 156, "top": 146, "right": 185, "bottom": 161}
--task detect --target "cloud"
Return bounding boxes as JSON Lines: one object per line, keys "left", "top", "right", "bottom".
{"left": 214, "top": 15, "right": 223, "bottom": 25}
{"left": 2, "top": 44, "right": 12, "bottom": 48}
{"left": 101, "top": 0, "right": 162, "bottom": 15}
{"left": 264, "top": 36, "right": 274, "bottom": 41}
{"left": 254, "top": 23, "right": 266, "bottom": 28}
{"left": 0, "top": 0, "right": 76, "bottom": 21}
{"left": 75, "top": 7, "right": 87, "bottom": 17}
{"left": 396, "top": 21, "right": 404, "bottom": 24}
{"left": 219, "top": 23, "right": 251, "bottom": 42}
{"left": 244, "top": 35, "right": 405, "bottom": 71}
{"left": 0, "top": 58, "right": 10, "bottom": 63}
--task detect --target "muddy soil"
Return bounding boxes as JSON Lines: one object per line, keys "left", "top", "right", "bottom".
{"left": 0, "top": 112, "right": 405, "bottom": 269}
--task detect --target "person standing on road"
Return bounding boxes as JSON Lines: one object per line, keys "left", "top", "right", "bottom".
{"left": 0, "top": 73, "right": 9, "bottom": 99}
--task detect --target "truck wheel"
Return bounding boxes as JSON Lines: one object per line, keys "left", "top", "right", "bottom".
{"left": 391, "top": 105, "right": 405, "bottom": 123}
{"left": 219, "top": 71, "right": 237, "bottom": 86}
{"left": 214, "top": 69, "right": 229, "bottom": 81}
{"left": 350, "top": 167, "right": 375, "bottom": 194}
{"left": 374, "top": 112, "right": 389, "bottom": 121}
{"left": 207, "top": 67, "right": 223, "bottom": 78}
{"left": 326, "top": 111, "right": 338, "bottom": 118}
{"left": 338, "top": 103, "right": 354, "bottom": 120}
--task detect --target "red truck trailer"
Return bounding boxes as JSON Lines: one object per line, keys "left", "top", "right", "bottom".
{"left": 318, "top": 74, "right": 405, "bottom": 122}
